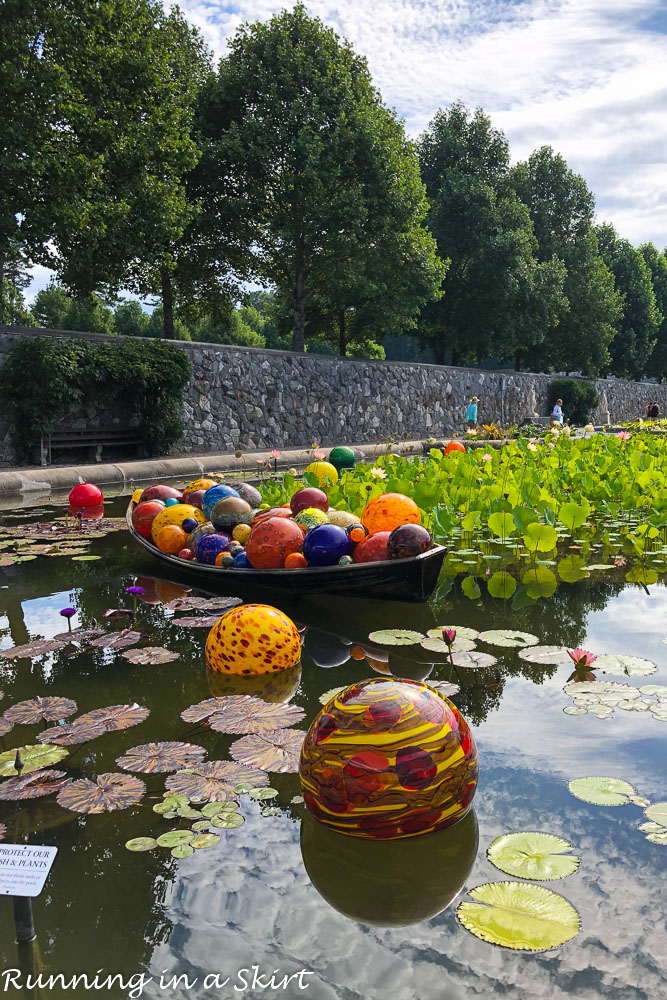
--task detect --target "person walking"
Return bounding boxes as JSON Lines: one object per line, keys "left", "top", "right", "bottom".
{"left": 552, "top": 398, "right": 564, "bottom": 424}
{"left": 646, "top": 400, "right": 660, "bottom": 421}
{"left": 466, "top": 396, "right": 479, "bottom": 431}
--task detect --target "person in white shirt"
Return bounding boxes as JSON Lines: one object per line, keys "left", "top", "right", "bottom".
{"left": 552, "top": 399, "right": 564, "bottom": 424}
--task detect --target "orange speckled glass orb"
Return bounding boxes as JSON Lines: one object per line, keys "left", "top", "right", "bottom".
{"left": 299, "top": 678, "right": 478, "bottom": 839}
{"left": 156, "top": 524, "right": 188, "bottom": 554}
{"left": 361, "top": 493, "right": 421, "bottom": 535}
{"left": 183, "top": 477, "right": 218, "bottom": 498}
{"left": 245, "top": 516, "right": 304, "bottom": 569}
{"left": 444, "top": 441, "right": 466, "bottom": 455}
{"left": 285, "top": 552, "right": 308, "bottom": 568}
{"left": 205, "top": 604, "right": 301, "bottom": 675}
{"left": 207, "top": 661, "right": 302, "bottom": 703}
{"left": 150, "top": 504, "right": 206, "bottom": 543}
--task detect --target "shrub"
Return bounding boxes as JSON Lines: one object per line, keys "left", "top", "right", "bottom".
{"left": 547, "top": 378, "right": 599, "bottom": 425}
{"left": 0, "top": 337, "right": 191, "bottom": 461}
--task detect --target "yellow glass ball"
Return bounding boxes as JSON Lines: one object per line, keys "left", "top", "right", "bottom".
{"left": 327, "top": 510, "right": 361, "bottom": 529}
{"left": 294, "top": 507, "right": 329, "bottom": 530}
{"left": 205, "top": 603, "right": 301, "bottom": 675}
{"left": 183, "top": 477, "right": 218, "bottom": 497}
{"left": 232, "top": 523, "right": 252, "bottom": 544}
{"left": 132, "top": 489, "right": 143, "bottom": 503}
{"left": 150, "top": 504, "right": 206, "bottom": 543}
{"left": 305, "top": 461, "right": 339, "bottom": 487}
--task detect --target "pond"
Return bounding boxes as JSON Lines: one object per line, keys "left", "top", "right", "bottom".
{"left": 0, "top": 492, "right": 666, "bottom": 1000}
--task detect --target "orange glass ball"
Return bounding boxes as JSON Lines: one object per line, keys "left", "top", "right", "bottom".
{"left": 285, "top": 552, "right": 308, "bottom": 568}
{"left": 252, "top": 507, "right": 294, "bottom": 524}
{"left": 444, "top": 441, "right": 466, "bottom": 455}
{"left": 156, "top": 524, "right": 188, "bottom": 554}
{"left": 205, "top": 603, "right": 301, "bottom": 675}
{"left": 361, "top": 493, "right": 420, "bottom": 535}
{"left": 245, "top": 516, "right": 304, "bottom": 569}
{"left": 352, "top": 531, "right": 391, "bottom": 563}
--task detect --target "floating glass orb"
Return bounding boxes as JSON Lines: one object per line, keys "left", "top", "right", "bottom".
{"left": 69, "top": 482, "right": 104, "bottom": 508}
{"left": 361, "top": 493, "right": 421, "bottom": 535}
{"left": 328, "top": 446, "right": 356, "bottom": 473}
{"left": 205, "top": 603, "right": 301, "bottom": 675}
{"left": 304, "top": 462, "right": 339, "bottom": 487}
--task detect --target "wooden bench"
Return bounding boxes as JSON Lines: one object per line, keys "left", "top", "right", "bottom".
{"left": 40, "top": 427, "right": 143, "bottom": 466}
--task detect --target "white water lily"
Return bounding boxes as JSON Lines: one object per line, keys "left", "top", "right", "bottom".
{"left": 527, "top": 442, "right": 538, "bottom": 452}
{"left": 584, "top": 424, "right": 594, "bottom": 433}
{"left": 370, "top": 466, "right": 387, "bottom": 479}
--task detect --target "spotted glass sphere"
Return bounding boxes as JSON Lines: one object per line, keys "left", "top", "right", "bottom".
{"left": 387, "top": 524, "right": 431, "bottom": 560}
{"left": 195, "top": 532, "right": 232, "bottom": 564}
{"left": 361, "top": 493, "right": 421, "bottom": 535}
{"left": 205, "top": 603, "right": 301, "bottom": 675}
{"left": 305, "top": 461, "right": 339, "bottom": 487}
{"left": 232, "top": 482, "right": 262, "bottom": 507}
{"left": 290, "top": 487, "right": 329, "bottom": 515}
{"left": 151, "top": 504, "right": 206, "bottom": 543}
{"left": 139, "top": 484, "right": 183, "bottom": 505}
{"left": 201, "top": 484, "right": 241, "bottom": 519}
{"left": 210, "top": 496, "right": 253, "bottom": 532}
{"left": 300, "top": 678, "right": 478, "bottom": 839}
{"left": 245, "top": 516, "right": 305, "bottom": 569}
{"left": 183, "top": 478, "right": 218, "bottom": 498}
{"left": 327, "top": 509, "right": 361, "bottom": 530}
{"left": 185, "top": 523, "right": 215, "bottom": 552}
{"left": 232, "top": 523, "right": 251, "bottom": 544}
{"left": 303, "top": 523, "right": 351, "bottom": 566}
{"left": 132, "top": 500, "right": 165, "bottom": 539}
{"left": 294, "top": 507, "right": 329, "bottom": 531}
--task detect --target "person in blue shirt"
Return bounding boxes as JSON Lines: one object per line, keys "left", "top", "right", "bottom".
{"left": 465, "top": 396, "right": 479, "bottom": 429}
{"left": 552, "top": 399, "right": 564, "bottom": 424}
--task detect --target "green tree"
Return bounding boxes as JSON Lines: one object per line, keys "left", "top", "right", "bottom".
{"left": 200, "top": 4, "right": 443, "bottom": 352}
{"left": 417, "top": 105, "right": 566, "bottom": 365}
{"left": 113, "top": 300, "right": 150, "bottom": 338}
{"left": 508, "top": 147, "right": 621, "bottom": 376}
{"left": 597, "top": 224, "right": 661, "bottom": 379}
{"left": 639, "top": 243, "right": 667, "bottom": 380}
{"left": 31, "top": 283, "right": 116, "bottom": 335}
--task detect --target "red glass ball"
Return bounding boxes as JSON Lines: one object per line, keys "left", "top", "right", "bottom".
{"left": 444, "top": 441, "right": 466, "bottom": 455}
{"left": 131, "top": 500, "right": 166, "bottom": 539}
{"left": 138, "top": 484, "right": 184, "bottom": 504}
{"left": 245, "top": 516, "right": 305, "bottom": 569}
{"left": 69, "top": 483, "right": 104, "bottom": 508}
{"left": 178, "top": 548, "right": 195, "bottom": 561}
{"left": 290, "top": 488, "right": 329, "bottom": 515}
{"left": 185, "top": 489, "right": 206, "bottom": 510}
{"left": 352, "top": 531, "right": 391, "bottom": 563}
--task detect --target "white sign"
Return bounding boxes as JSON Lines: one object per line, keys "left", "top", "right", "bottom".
{"left": 0, "top": 844, "right": 57, "bottom": 897}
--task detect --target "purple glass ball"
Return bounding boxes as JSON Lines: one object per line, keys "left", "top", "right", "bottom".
{"left": 194, "top": 533, "right": 232, "bottom": 565}
{"left": 303, "top": 523, "right": 352, "bottom": 567}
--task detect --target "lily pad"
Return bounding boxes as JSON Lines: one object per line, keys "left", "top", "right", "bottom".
{"left": 644, "top": 802, "right": 667, "bottom": 827}
{"left": 426, "top": 626, "right": 479, "bottom": 641}
{"left": 568, "top": 776, "right": 637, "bottom": 806}
{"left": 420, "top": 636, "right": 476, "bottom": 654}
{"left": 646, "top": 831, "right": 667, "bottom": 845}
{"left": 230, "top": 729, "right": 306, "bottom": 773}
{"left": 487, "top": 832, "right": 580, "bottom": 881}
{"left": 211, "top": 812, "right": 245, "bottom": 829}
{"left": 89, "top": 630, "right": 144, "bottom": 650}
{"left": 165, "top": 761, "right": 268, "bottom": 802}
{"left": 156, "top": 830, "right": 194, "bottom": 848}
{"left": 57, "top": 773, "right": 145, "bottom": 813}
{"left": 450, "top": 651, "right": 498, "bottom": 669}
{"left": 0, "top": 744, "right": 69, "bottom": 777}
{"left": 478, "top": 630, "right": 539, "bottom": 648}
{"left": 0, "top": 719, "right": 13, "bottom": 737}
{"left": 3, "top": 696, "right": 77, "bottom": 726}
{"left": 172, "top": 616, "right": 221, "bottom": 628}
{"left": 71, "top": 555, "right": 101, "bottom": 561}
{"left": 192, "top": 820, "right": 211, "bottom": 832}
{"left": 181, "top": 697, "right": 233, "bottom": 724}
{"left": 191, "top": 833, "right": 220, "bottom": 849}
{"left": 638, "top": 821, "right": 665, "bottom": 833}
{"left": 171, "top": 844, "right": 194, "bottom": 858}
{"left": 0, "top": 769, "right": 70, "bottom": 800}
{"left": 456, "top": 881, "right": 580, "bottom": 951}
{"left": 563, "top": 706, "right": 587, "bottom": 716}
{"left": 125, "top": 837, "right": 158, "bottom": 853}
{"left": 640, "top": 685, "right": 667, "bottom": 697}
{"left": 487, "top": 571, "right": 517, "bottom": 599}
{"left": 207, "top": 696, "right": 305, "bottom": 736}
{"left": 121, "top": 647, "right": 179, "bottom": 666}
{"left": 76, "top": 703, "right": 150, "bottom": 732}
{"left": 518, "top": 646, "right": 570, "bottom": 665}
{"left": 53, "top": 628, "right": 106, "bottom": 642}
{"left": 367, "top": 629, "right": 424, "bottom": 646}
{"left": 428, "top": 681, "right": 461, "bottom": 698}
{"left": 248, "top": 787, "right": 278, "bottom": 800}
{"left": 201, "top": 801, "right": 238, "bottom": 817}
{"left": 116, "top": 741, "right": 206, "bottom": 774}
{"left": 593, "top": 654, "right": 657, "bottom": 677}
{"left": 37, "top": 720, "right": 106, "bottom": 746}
{"left": 0, "top": 639, "right": 65, "bottom": 660}
{"left": 319, "top": 687, "right": 346, "bottom": 705}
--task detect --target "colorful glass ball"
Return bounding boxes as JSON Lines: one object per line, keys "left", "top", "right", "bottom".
{"left": 182, "top": 517, "right": 199, "bottom": 533}
{"left": 444, "top": 441, "right": 466, "bottom": 455}
{"left": 205, "top": 603, "right": 301, "bottom": 675}
{"left": 164, "top": 497, "right": 179, "bottom": 508}
{"left": 328, "top": 446, "right": 356, "bottom": 473}
{"left": 305, "top": 461, "right": 338, "bottom": 487}
{"left": 352, "top": 531, "right": 391, "bottom": 563}
{"left": 185, "top": 523, "right": 215, "bottom": 552}
{"left": 195, "top": 533, "right": 232, "bottom": 565}
{"left": 201, "top": 484, "right": 241, "bottom": 519}
{"left": 245, "top": 516, "right": 304, "bottom": 569}
{"left": 207, "top": 661, "right": 302, "bottom": 704}
{"left": 361, "top": 493, "right": 421, "bottom": 535}
{"left": 184, "top": 489, "right": 206, "bottom": 510}
{"left": 299, "top": 678, "right": 478, "bottom": 839}
{"left": 339, "top": 554, "right": 353, "bottom": 565}
{"left": 302, "top": 523, "right": 351, "bottom": 567}
{"left": 294, "top": 507, "right": 330, "bottom": 531}
{"left": 327, "top": 509, "right": 361, "bottom": 530}
{"left": 178, "top": 547, "right": 195, "bottom": 561}
{"left": 347, "top": 524, "right": 369, "bottom": 545}
{"left": 232, "top": 523, "right": 252, "bottom": 544}
{"left": 232, "top": 482, "right": 262, "bottom": 507}
{"left": 139, "top": 484, "right": 183, "bottom": 505}
{"left": 215, "top": 552, "right": 235, "bottom": 568}
{"left": 210, "top": 496, "right": 253, "bottom": 532}
{"left": 252, "top": 506, "right": 294, "bottom": 524}
{"left": 151, "top": 504, "right": 206, "bottom": 543}
{"left": 156, "top": 524, "right": 188, "bottom": 554}
{"left": 233, "top": 552, "right": 251, "bottom": 568}
{"left": 285, "top": 552, "right": 308, "bottom": 568}
{"left": 387, "top": 524, "right": 432, "bottom": 560}
{"left": 69, "top": 483, "right": 104, "bottom": 508}
{"left": 183, "top": 478, "right": 218, "bottom": 498}
{"left": 132, "top": 500, "right": 165, "bottom": 539}
{"left": 290, "top": 487, "right": 329, "bottom": 516}
{"left": 131, "top": 489, "right": 143, "bottom": 504}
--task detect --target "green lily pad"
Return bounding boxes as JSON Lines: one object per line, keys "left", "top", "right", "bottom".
{"left": 0, "top": 744, "right": 69, "bottom": 777}
{"left": 420, "top": 636, "right": 476, "bottom": 654}
{"left": 176, "top": 806, "right": 203, "bottom": 819}
{"left": 586, "top": 564, "right": 616, "bottom": 571}
{"left": 456, "top": 881, "right": 580, "bottom": 951}
{"left": 523, "top": 523, "right": 558, "bottom": 553}
{"left": 646, "top": 831, "right": 667, "bottom": 845}
{"left": 201, "top": 801, "right": 238, "bottom": 817}
{"left": 478, "top": 630, "right": 539, "bottom": 648}
{"left": 487, "top": 832, "right": 580, "bottom": 881}
{"left": 638, "top": 821, "right": 664, "bottom": 833}
{"left": 568, "top": 776, "right": 637, "bottom": 806}
{"left": 563, "top": 706, "right": 587, "bottom": 716}
{"left": 594, "top": 654, "right": 657, "bottom": 677}
{"left": 125, "top": 837, "right": 157, "bottom": 853}
{"left": 426, "top": 625, "right": 480, "bottom": 641}
{"left": 518, "top": 645, "right": 570, "bottom": 665}
{"left": 522, "top": 566, "right": 557, "bottom": 599}
{"left": 171, "top": 844, "right": 194, "bottom": 859}
{"left": 640, "top": 685, "right": 667, "bottom": 697}
{"left": 261, "top": 806, "right": 282, "bottom": 817}
{"left": 191, "top": 833, "right": 220, "bottom": 849}
{"left": 153, "top": 800, "right": 178, "bottom": 814}
{"left": 248, "top": 787, "right": 278, "bottom": 800}
{"left": 450, "top": 651, "right": 497, "bottom": 669}
{"left": 644, "top": 802, "right": 667, "bottom": 827}
{"left": 71, "top": 555, "right": 102, "bottom": 561}
{"left": 367, "top": 629, "right": 424, "bottom": 646}
{"left": 233, "top": 782, "right": 257, "bottom": 795}
{"left": 162, "top": 793, "right": 189, "bottom": 806}
{"left": 156, "top": 830, "right": 194, "bottom": 848}
{"left": 211, "top": 812, "right": 245, "bottom": 829}
{"left": 192, "top": 820, "right": 211, "bottom": 832}
{"left": 291, "top": 795, "right": 305, "bottom": 805}
{"left": 628, "top": 795, "right": 650, "bottom": 806}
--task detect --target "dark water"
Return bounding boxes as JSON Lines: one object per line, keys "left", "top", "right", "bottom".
{"left": 0, "top": 497, "right": 666, "bottom": 1000}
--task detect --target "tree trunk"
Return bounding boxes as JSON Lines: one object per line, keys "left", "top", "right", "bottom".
{"left": 0, "top": 249, "right": 5, "bottom": 326}
{"left": 339, "top": 310, "right": 347, "bottom": 356}
{"left": 433, "top": 329, "right": 453, "bottom": 366}
{"left": 161, "top": 269, "right": 175, "bottom": 340}
{"left": 292, "top": 268, "right": 306, "bottom": 352}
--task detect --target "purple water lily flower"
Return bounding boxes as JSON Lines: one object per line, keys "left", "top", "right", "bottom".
{"left": 125, "top": 586, "right": 145, "bottom": 596}
{"left": 60, "top": 607, "right": 76, "bottom": 632}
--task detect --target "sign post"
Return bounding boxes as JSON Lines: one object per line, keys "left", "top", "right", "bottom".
{"left": 0, "top": 844, "right": 58, "bottom": 943}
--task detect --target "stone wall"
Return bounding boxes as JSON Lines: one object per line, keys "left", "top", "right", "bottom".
{"left": 1, "top": 325, "right": 666, "bottom": 467}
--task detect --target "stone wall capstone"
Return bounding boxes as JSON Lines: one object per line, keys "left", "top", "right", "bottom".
{"left": 1, "top": 325, "right": 666, "bottom": 467}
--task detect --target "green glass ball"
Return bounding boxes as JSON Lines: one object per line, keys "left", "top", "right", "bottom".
{"left": 329, "top": 446, "right": 356, "bottom": 473}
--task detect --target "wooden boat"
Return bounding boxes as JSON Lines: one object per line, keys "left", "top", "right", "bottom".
{"left": 126, "top": 500, "right": 446, "bottom": 602}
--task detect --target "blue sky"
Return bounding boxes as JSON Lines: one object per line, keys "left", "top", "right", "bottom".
{"left": 26, "top": 0, "right": 667, "bottom": 302}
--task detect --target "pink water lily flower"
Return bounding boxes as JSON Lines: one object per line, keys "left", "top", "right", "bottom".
{"left": 442, "top": 629, "right": 457, "bottom": 646}
{"left": 567, "top": 647, "right": 597, "bottom": 667}
{"left": 482, "top": 453, "right": 492, "bottom": 461}
{"left": 270, "top": 449, "right": 281, "bottom": 459}
{"left": 616, "top": 431, "right": 631, "bottom": 440}
{"left": 313, "top": 449, "right": 326, "bottom": 460}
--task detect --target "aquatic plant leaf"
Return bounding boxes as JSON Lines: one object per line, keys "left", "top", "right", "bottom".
{"left": 456, "top": 881, "right": 580, "bottom": 951}
{"left": 563, "top": 680, "right": 639, "bottom": 705}
{"left": 191, "top": 833, "right": 220, "bottom": 849}
{"left": 76, "top": 703, "right": 150, "bottom": 732}
{"left": 211, "top": 812, "right": 245, "bottom": 829}
{"left": 3, "top": 696, "right": 77, "bottom": 725}
{"left": 428, "top": 681, "right": 461, "bottom": 697}
{"left": 166, "top": 596, "right": 242, "bottom": 611}
{"left": 37, "top": 721, "right": 106, "bottom": 746}
{"left": 125, "top": 838, "right": 158, "bottom": 852}
{"left": 229, "top": 729, "right": 306, "bottom": 773}
{"left": 585, "top": 564, "right": 616, "bottom": 571}
{"left": 563, "top": 706, "right": 587, "bottom": 716}
{"left": 180, "top": 698, "right": 233, "bottom": 724}
{"left": 52, "top": 628, "right": 106, "bottom": 641}
{"left": 487, "top": 832, "right": 580, "bottom": 880}
{"left": 89, "top": 630, "right": 144, "bottom": 650}
{"left": 165, "top": 761, "right": 268, "bottom": 802}
{"left": 121, "top": 647, "right": 179, "bottom": 666}
{"left": 248, "top": 787, "right": 278, "bottom": 800}
{"left": 153, "top": 800, "right": 177, "bottom": 814}
{"left": 488, "top": 512, "right": 515, "bottom": 538}
{"left": 450, "top": 651, "right": 497, "bottom": 669}
{"left": 617, "top": 699, "right": 648, "bottom": 711}
{"left": 568, "top": 776, "right": 636, "bottom": 806}
{"left": 261, "top": 806, "right": 281, "bottom": 817}
{"left": 646, "top": 832, "right": 667, "bottom": 845}
{"left": 638, "top": 821, "right": 665, "bottom": 833}
{"left": 201, "top": 802, "right": 238, "bottom": 817}
{"left": 291, "top": 795, "right": 305, "bottom": 805}
{"left": 518, "top": 646, "right": 570, "bottom": 665}
{"left": 461, "top": 577, "right": 481, "bottom": 600}
{"left": 0, "top": 639, "right": 65, "bottom": 660}
{"left": 628, "top": 795, "right": 650, "bottom": 806}
{"left": 116, "top": 742, "right": 206, "bottom": 774}
{"left": 319, "top": 687, "right": 346, "bottom": 705}
{"left": 487, "top": 571, "right": 517, "bottom": 599}
{"left": 172, "top": 616, "right": 221, "bottom": 628}
{"left": 523, "top": 523, "right": 558, "bottom": 553}
{"left": 557, "top": 555, "right": 589, "bottom": 583}
{"left": 104, "top": 608, "right": 135, "bottom": 621}
{"left": 644, "top": 803, "right": 667, "bottom": 827}
{"left": 207, "top": 696, "right": 306, "bottom": 736}
{"left": 156, "top": 830, "right": 194, "bottom": 848}
{"left": 71, "top": 555, "right": 101, "bottom": 561}
{"left": 57, "top": 773, "right": 145, "bottom": 813}
{"left": 640, "top": 685, "right": 667, "bottom": 697}
{"left": 367, "top": 629, "right": 424, "bottom": 646}
{"left": 0, "top": 718, "right": 13, "bottom": 737}
{"left": 426, "top": 625, "right": 479, "bottom": 641}
{"left": 192, "top": 820, "right": 211, "bottom": 832}
{"left": 625, "top": 565, "right": 658, "bottom": 585}
{"left": 558, "top": 502, "right": 587, "bottom": 532}
{"left": 0, "top": 744, "right": 69, "bottom": 777}
{"left": 171, "top": 845, "right": 194, "bottom": 858}
{"left": 594, "top": 654, "right": 657, "bottom": 677}
{"left": 176, "top": 805, "right": 202, "bottom": 819}
{"left": 0, "top": 769, "right": 70, "bottom": 800}
{"left": 478, "top": 630, "right": 539, "bottom": 648}
{"left": 420, "top": 637, "right": 476, "bottom": 654}
{"left": 522, "top": 566, "right": 558, "bottom": 599}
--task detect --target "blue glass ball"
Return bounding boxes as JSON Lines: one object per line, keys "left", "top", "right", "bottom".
{"left": 195, "top": 533, "right": 232, "bottom": 565}
{"left": 182, "top": 517, "right": 199, "bottom": 533}
{"left": 164, "top": 497, "right": 179, "bottom": 508}
{"left": 201, "top": 484, "right": 240, "bottom": 519}
{"left": 303, "top": 523, "right": 351, "bottom": 567}
{"left": 233, "top": 551, "right": 251, "bottom": 568}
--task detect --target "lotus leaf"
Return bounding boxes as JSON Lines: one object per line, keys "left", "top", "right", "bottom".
{"left": 487, "top": 832, "right": 580, "bottom": 880}
{"left": 456, "top": 881, "right": 580, "bottom": 951}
